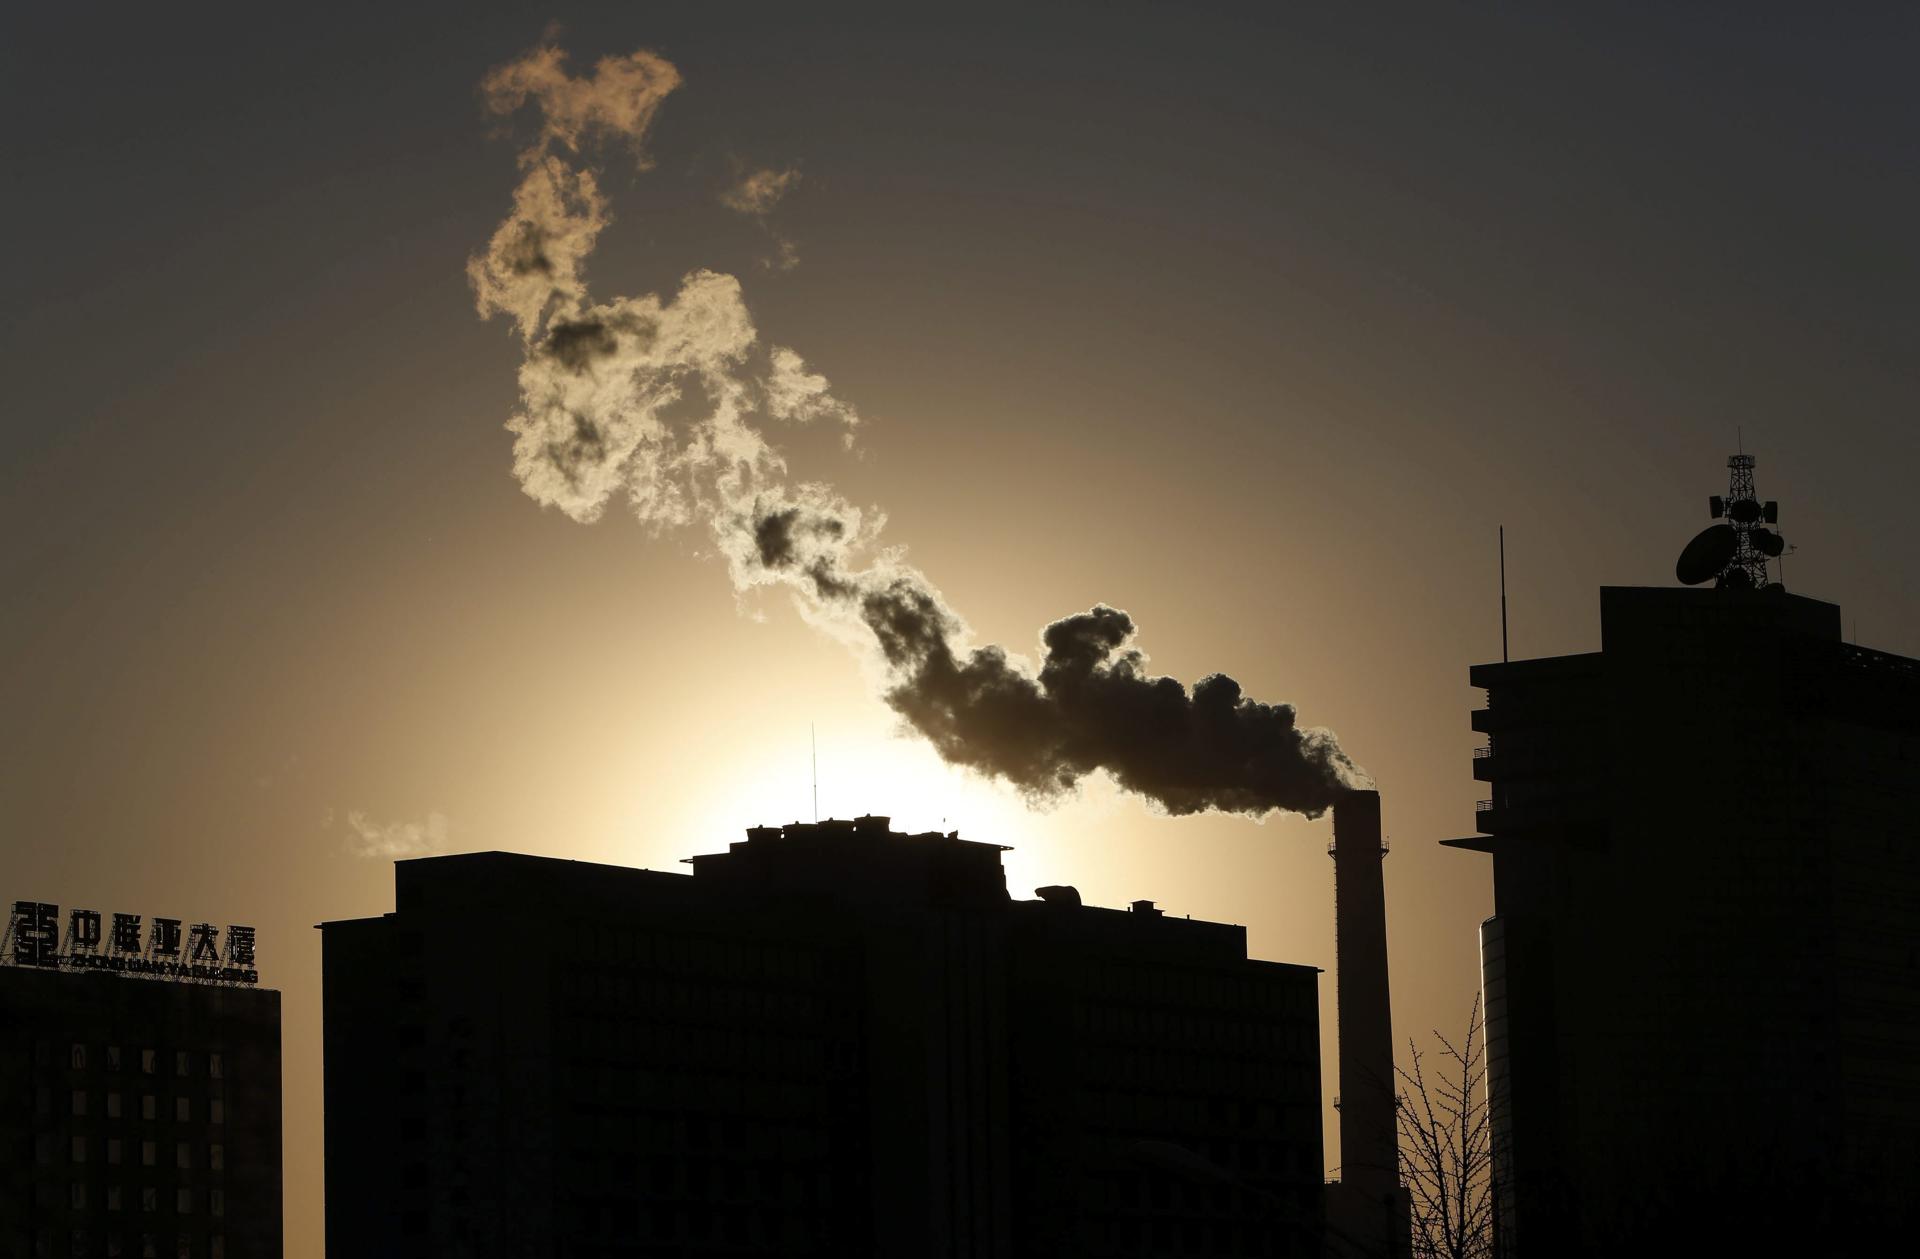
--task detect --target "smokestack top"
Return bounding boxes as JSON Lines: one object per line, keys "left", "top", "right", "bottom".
{"left": 1331, "top": 788, "right": 1381, "bottom": 834}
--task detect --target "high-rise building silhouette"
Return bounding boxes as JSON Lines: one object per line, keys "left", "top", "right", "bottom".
{"left": 320, "top": 817, "right": 1327, "bottom": 1258}
{"left": 1448, "top": 586, "right": 1920, "bottom": 1254}
{"left": 0, "top": 953, "right": 282, "bottom": 1258}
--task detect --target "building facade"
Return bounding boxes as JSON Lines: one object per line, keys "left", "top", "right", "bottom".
{"left": 1448, "top": 586, "right": 1920, "bottom": 1254}
{"left": 321, "top": 817, "right": 1324, "bottom": 1258}
{"left": 0, "top": 955, "right": 282, "bottom": 1259}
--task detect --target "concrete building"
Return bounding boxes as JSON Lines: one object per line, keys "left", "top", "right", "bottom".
{"left": 1447, "top": 586, "right": 1920, "bottom": 1254}
{"left": 320, "top": 816, "right": 1325, "bottom": 1259}
{"left": 0, "top": 958, "right": 282, "bottom": 1258}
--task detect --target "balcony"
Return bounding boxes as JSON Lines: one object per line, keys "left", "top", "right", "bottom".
{"left": 1473, "top": 792, "right": 1600, "bottom": 839}
{"left": 1472, "top": 745, "right": 1495, "bottom": 782}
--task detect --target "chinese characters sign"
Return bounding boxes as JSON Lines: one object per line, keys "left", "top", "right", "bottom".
{"left": 4, "top": 901, "right": 259, "bottom": 986}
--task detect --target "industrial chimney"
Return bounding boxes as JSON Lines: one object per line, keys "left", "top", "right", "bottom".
{"left": 1327, "top": 788, "right": 1408, "bottom": 1258}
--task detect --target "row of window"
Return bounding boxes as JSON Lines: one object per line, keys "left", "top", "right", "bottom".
{"left": 558, "top": 933, "right": 838, "bottom": 982}
{"left": 34, "top": 1134, "right": 227, "bottom": 1170}
{"left": 559, "top": 1024, "right": 851, "bottom": 1073}
{"left": 1077, "top": 965, "right": 1312, "bottom": 1017}
{"left": 44, "top": 1090, "right": 226, "bottom": 1123}
{"left": 557, "top": 1201, "right": 842, "bottom": 1249}
{"left": 1083, "top": 1171, "right": 1319, "bottom": 1217}
{"left": 561, "top": 1115, "right": 844, "bottom": 1164}
{"left": 560, "top": 1156, "right": 845, "bottom": 1203}
{"left": 47, "top": 1044, "right": 226, "bottom": 1079}
{"left": 1073, "top": 1002, "right": 1314, "bottom": 1053}
{"left": 1073, "top": 1047, "right": 1314, "bottom": 1095}
{"left": 560, "top": 970, "right": 839, "bottom": 1016}
{"left": 34, "top": 1182, "right": 229, "bottom": 1214}
{"left": 30, "top": 1232, "right": 227, "bottom": 1259}
{"left": 1074, "top": 1087, "right": 1304, "bottom": 1136}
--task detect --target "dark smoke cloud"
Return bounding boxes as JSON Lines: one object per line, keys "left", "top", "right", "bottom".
{"left": 749, "top": 508, "right": 1366, "bottom": 818}
{"left": 475, "top": 42, "right": 1367, "bottom": 823}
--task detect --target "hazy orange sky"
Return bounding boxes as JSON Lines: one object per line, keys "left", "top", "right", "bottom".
{"left": 6, "top": 5, "right": 1918, "bottom": 1253}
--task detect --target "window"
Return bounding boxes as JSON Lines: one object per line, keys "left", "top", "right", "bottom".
{"left": 176, "top": 1141, "right": 192, "bottom": 1169}
{"left": 107, "top": 1045, "right": 122, "bottom": 1071}
{"left": 174, "top": 1051, "right": 189, "bottom": 1077}
{"left": 108, "top": 1137, "right": 122, "bottom": 1165}
{"left": 176, "top": 1241, "right": 191, "bottom": 1259}
{"left": 141, "top": 1049, "right": 156, "bottom": 1075}
{"left": 142, "top": 1094, "right": 156, "bottom": 1121}
{"left": 210, "top": 1239, "right": 223, "bottom": 1259}
{"left": 142, "top": 1186, "right": 158, "bottom": 1213}
{"left": 107, "top": 1184, "right": 122, "bottom": 1211}
{"left": 108, "top": 1238, "right": 123, "bottom": 1258}
{"left": 142, "top": 1236, "right": 156, "bottom": 1259}
{"left": 71, "top": 1043, "right": 87, "bottom": 1070}
{"left": 175, "top": 1097, "right": 190, "bottom": 1123}
{"left": 209, "top": 1143, "right": 224, "bottom": 1171}
{"left": 176, "top": 1187, "right": 193, "bottom": 1214}
{"left": 142, "top": 1140, "right": 156, "bottom": 1167}
{"left": 72, "top": 1089, "right": 87, "bottom": 1117}
{"left": 208, "top": 1053, "right": 223, "bottom": 1080}
{"left": 107, "top": 1091, "right": 122, "bottom": 1119}
{"left": 208, "top": 1098, "right": 224, "bottom": 1125}
{"left": 210, "top": 1188, "right": 224, "bottom": 1218}
{"left": 70, "top": 1182, "right": 87, "bottom": 1209}
{"left": 70, "top": 1135, "right": 86, "bottom": 1164}
{"left": 34, "top": 1085, "right": 50, "bottom": 1117}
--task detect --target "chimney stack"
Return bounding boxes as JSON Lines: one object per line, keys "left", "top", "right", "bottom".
{"left": 1329, "top": 788, "right": 1407, "bottom": 1256}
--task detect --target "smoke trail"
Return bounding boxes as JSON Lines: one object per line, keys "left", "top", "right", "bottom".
{"left": 720, "top": 166, "right": 803, "bottom": 270}
{"left": 341, "top": 809, "right": 451, "bottom": 859}
{"left": 471, "top": 41, "right": 1366, "bottom": 819}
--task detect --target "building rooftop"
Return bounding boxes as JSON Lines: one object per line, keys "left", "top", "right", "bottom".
{"left": 319, "top": 815, "right": 1301, "bottom": 970}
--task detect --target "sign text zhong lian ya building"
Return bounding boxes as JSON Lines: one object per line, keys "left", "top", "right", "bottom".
{"left": 4, "top": 901, "right": 259, "bottom": 986}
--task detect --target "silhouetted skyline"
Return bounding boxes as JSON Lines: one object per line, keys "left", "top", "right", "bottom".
{"left": 321, "top": 819, "right": 1328, "bottom": 1256}
{"left": 6, "top": 6, "right": 1920, "bottom": 1253}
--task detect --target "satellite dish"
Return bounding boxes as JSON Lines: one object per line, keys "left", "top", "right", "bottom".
{"left": 1676, "top": 524, "right": 1738, "bottom": 585}
{"left": 1728, "top": 498, "right": 1762, "bottom": 524}
{"left": 1750, "top": 528, "right": 1785, "bottom": 557}
{"left": 1717, "top": 567, "right": 1753, "bottom": 590}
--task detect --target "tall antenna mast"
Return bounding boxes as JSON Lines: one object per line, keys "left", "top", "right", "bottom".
{"left": 1499, "top": 526, "right": 1509, "bottom": 663}
{"left": 810, "top": 723, "right": 819, "bottom": 823}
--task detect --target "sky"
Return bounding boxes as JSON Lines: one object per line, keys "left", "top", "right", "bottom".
{"left": 5, "top": 3, "right": 1919, "bottom": 1252}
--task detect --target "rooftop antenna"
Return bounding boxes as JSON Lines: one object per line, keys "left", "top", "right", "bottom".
{"left": 1675, "top": 449, "right": 1784, "bottom": 591}
{"left": 810, "top": 723, "right": 819, "bottom": 823}
{"left": 1498, "top": 526, "right": 1509, "bottom": 663}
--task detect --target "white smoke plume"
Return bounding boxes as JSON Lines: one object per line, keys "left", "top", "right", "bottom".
{"left": 721, "top": 165, "right": 800, "bottom": 216}
{"left": 343, "top": 810, "right": 451, "bottom": 859}
{"left": 471, "top": 41, "right": 1366, "bottom": 819}
{"left": 720, "top": 163, "right": 803, "bottom": 270}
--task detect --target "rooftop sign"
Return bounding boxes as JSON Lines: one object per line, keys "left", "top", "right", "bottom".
{"left": 4, "top": 900, "right": 259, "bottom": 986}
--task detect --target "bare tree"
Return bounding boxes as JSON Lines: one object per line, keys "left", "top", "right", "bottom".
{"left": 1396, "top": 996, "right": 1495, "bottom": 1259}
